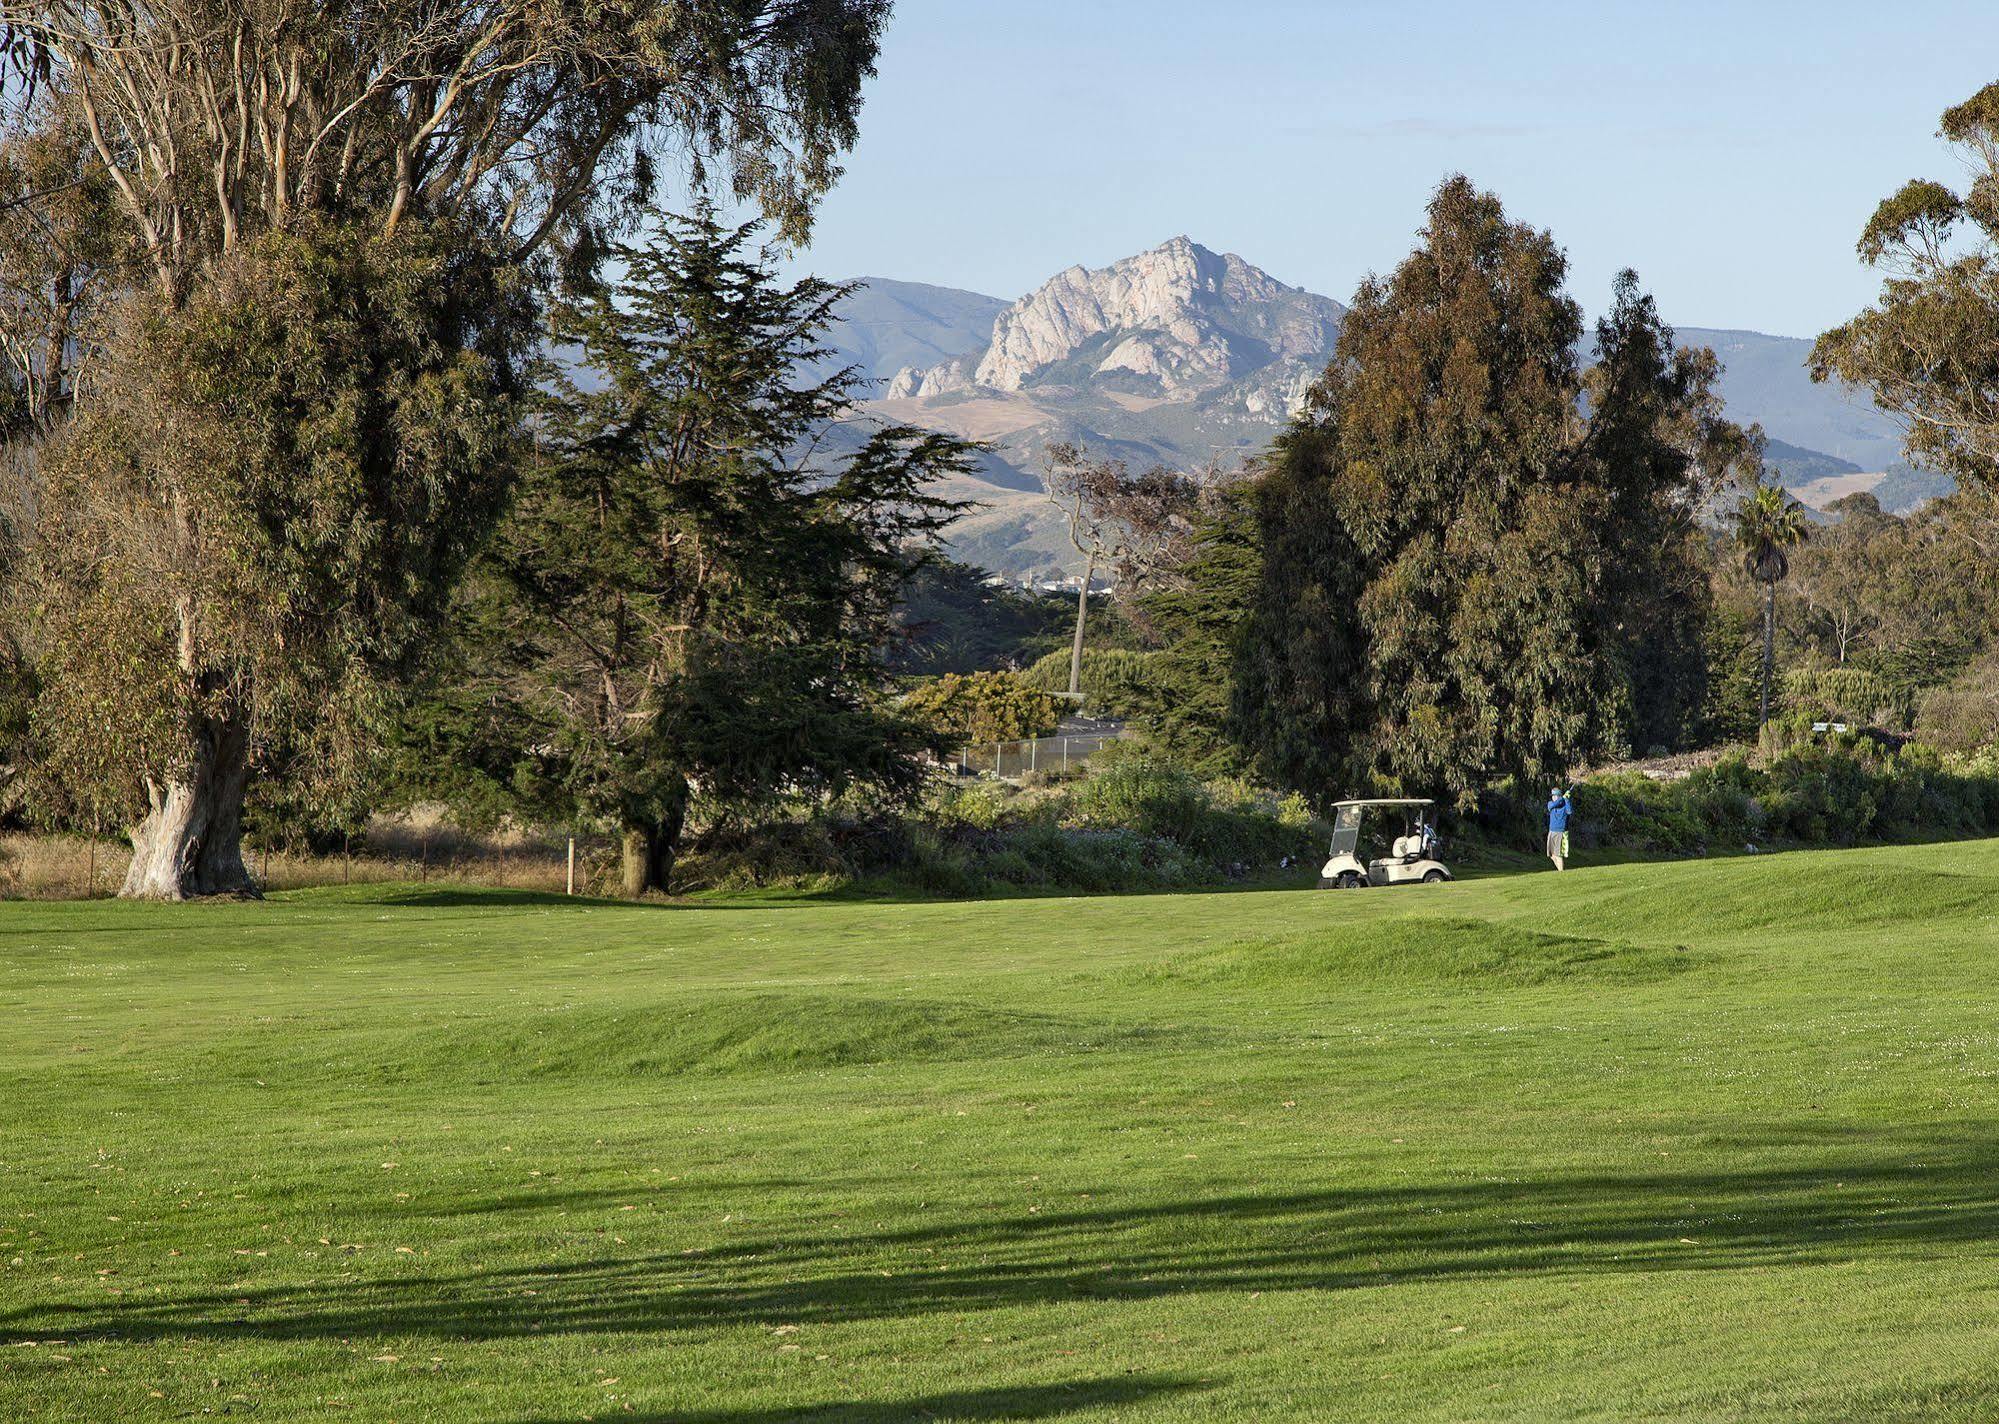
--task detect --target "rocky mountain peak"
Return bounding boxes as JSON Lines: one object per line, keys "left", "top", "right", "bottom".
{"left": 883, "top": 239, "right": 1344, "bottom": 404}
{"left": 970, "top": 238, "right": 1339, "bottom": 394}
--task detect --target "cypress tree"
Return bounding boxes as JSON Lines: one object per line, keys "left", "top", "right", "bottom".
{"left": 486, "top": 207, "right": 974, "bottom": 895}
{"left": 1242, "top": 177, "right": 1738, "bottom": 806}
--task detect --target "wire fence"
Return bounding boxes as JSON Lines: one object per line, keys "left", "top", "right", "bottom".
{"left": 953, "top": 730, "right": 1124, "bottom": 780}
{"left": 0, "top": 830, "right": 594, "bottom": 900}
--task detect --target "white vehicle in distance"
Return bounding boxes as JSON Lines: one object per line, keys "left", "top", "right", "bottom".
{"left": 1319, "top": 798, "right": 1452, "bottom": 888}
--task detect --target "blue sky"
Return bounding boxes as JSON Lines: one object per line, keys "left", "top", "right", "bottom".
{"left": 771, "top": 0, "right": 1995, "bottom": 338}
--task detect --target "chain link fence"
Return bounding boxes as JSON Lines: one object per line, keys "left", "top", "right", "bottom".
{"left": 953, "top": 729, "right": 1124, "bottom": 780}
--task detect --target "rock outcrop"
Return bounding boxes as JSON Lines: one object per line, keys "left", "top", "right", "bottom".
{"left": 885, "top": 358, "right": 976, "bottom": 400}
{"left": 891, "top": 236, "right": 1342, "bottom": 404}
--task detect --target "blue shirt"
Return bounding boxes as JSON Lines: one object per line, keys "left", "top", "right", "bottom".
{"left": 1548, "top": 795, "right": 1571, "bottom": 832}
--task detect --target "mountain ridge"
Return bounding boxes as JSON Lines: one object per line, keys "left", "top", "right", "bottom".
{"left": 818, "top": 245, "right": 1927, "bottom": 577}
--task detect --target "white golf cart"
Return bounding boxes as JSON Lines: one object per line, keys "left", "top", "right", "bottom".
{"left": 1319, "top": 798, "right": 1452, "bottom": 889}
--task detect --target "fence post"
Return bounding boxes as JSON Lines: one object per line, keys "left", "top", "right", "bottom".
{"left": 1063, "top": 738, "right": 1070, "bottom": 773}
{"left": 1030, "top": 738, "right": 1038, "bottom": 774}
{"left": 993, "top": 742, "right": 1001, "bottom": 776}
{"left": 566, "top": 837, "right": 576, "bottom": 896}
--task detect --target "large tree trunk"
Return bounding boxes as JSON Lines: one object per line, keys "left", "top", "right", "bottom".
{"left": 618, "top": 824, "right": 667, "bottom": 899}
{"left": 1760, "top": 580, "right": 1776, "bottom": 729}
{"left": 121, "top": 706, "right": 255, "bottom": 900}
{"left": 617, "top": 779, "right": 690, "bottom": 899}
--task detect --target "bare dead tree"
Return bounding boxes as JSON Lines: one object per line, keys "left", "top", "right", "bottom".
{"left": 1042, "top": 440, "right": 1237, "bottom": 700}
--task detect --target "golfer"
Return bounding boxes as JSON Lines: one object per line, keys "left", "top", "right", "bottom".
{"left": 1546, "top": 787, "right": 1573, "bottom": 871}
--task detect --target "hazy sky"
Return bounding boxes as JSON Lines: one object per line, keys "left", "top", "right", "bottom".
{"left": 769, "top": 0, "right": 1995, "bottom": 338}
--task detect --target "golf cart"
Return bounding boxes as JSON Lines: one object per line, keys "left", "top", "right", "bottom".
{"left": 1318, "top": 798, "right": 1452, "bottom": 888}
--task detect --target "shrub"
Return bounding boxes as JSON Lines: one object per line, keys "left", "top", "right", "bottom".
{"left": 1915, "top": 655, "right": 1999, "bottom": 754}
{"left": 1483, "top": 739, "right": 1999, "bottom": 859}
{"left": 1058, "top": 752, "right": 1321, "bottom": 869}
{"left": 1783, "top": 665, "right": 1897, "bottom": 726}
{"left": 902, "top": 671, "right": 1061, "bottom": 744}
{"left": 1019, "top": 647, "right": 1165, "bottom": 719}
{"left": 933, "top": 783, "right": 1009, "bottom": 832}
{"left": 1066, "top": 753, "right": 1206, "bottom": 841}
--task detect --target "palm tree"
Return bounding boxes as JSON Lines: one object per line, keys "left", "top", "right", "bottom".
{"left": 1730, "top": 481, "right": 1813, "bottom": 728}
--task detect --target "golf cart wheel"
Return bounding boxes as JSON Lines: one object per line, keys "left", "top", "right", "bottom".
{"left": 1336, "top": 871, "right": 1365, "bottom": 890}
{"left": 1421, "top": 869, "right": 1446, "bottom": 884}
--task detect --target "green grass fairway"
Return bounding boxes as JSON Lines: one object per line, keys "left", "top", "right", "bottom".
{"left": 7, "top": 845, "right": 1999, "bottom": 1421}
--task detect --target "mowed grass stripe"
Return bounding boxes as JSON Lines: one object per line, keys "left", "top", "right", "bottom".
{"left": 5, "top": 842, "right": 1999, "bottom": 1420}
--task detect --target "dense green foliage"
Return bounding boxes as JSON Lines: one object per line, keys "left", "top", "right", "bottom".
{"left": 15, "top": 848, "right": 1999, "bottom": 1417}
{"left": 888, "top": 559, "right": 1072, "bottom": 674}
{"left": 1018, "top": 647, "right": 1165, "bottom": 719}
{"left": 902, "top": 670, "right": 1060, "bottom": 745}
{"left": 29, "top": 223, "right": 531, "bottom": 888}
{"left": 1238, "top": 179, "right": 1738, "bottom": 809}
{"left": 1141, "top": 481, "right": 1263, "bottom": 773}
{"left": 0, "top": 1, "right": 896, "bottom": 896}
{"left": 1700, "top": 602, "right": 1767, "bottom": 745}
{"left": 1470, "top": 733, "right": 1999, "bottom": 857}
{"left": 656, "top": 749, "right": 1320, "bottom": 898}
{"left": 1710, "top": 486, "right": 1999, "bottom": 740}
{"left": 469, "top": 209, "right": 970, "bottom": 894}
{"left": 1914, "top": 657, "right": 1999, "bottom": 752}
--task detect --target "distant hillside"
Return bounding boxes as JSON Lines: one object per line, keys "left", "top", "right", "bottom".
{"left": 851, "top": 239, "right": 1344, "bottom": 578}
{"left": 1764, "top": 438, "right": 1860, "bottom": 486}
{"left": 1675, "top": 328, "right": 1906, "bottom": 473}
{"left": 811, "top": 278, "right": 1009, "bottom": 392}
{"left": 818, "top": 253, "right": 1930, "bottom": 576}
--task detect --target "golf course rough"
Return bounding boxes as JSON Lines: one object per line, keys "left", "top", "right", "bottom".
{"left": 4, "top": 844, "right": 1999, "bottom": 1420}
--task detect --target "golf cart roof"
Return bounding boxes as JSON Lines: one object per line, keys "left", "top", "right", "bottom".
{"left": 1332, "top": 798, "right": 1435, "bottom": 809}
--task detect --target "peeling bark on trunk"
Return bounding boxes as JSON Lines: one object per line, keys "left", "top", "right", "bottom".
{"left": 120, "top": 707, "right": 255, "bottom": 900}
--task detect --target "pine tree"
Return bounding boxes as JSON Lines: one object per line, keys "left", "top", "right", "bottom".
{"left": 1140, "top": 481, "right": 1262, "bottom": 774}
{"left": 486, "top": 208, "right": 974, "bottom": 895}
{"left": 1232, "top": 423, "right": 1369, "bottom": 803}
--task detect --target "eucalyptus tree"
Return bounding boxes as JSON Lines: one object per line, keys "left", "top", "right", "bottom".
{"left": 1243, "top": 177, "right": 1742, "bottom": 808}
{"left": 1813, "top": 82, "right": 1999, "bottom": 489}
{"left": 0, "top": 0, "right": 895, "bottom": 897}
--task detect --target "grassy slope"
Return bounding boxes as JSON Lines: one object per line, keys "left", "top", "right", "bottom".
{"left": 4, "top": 847, "right": 1999, "bottom": 1421}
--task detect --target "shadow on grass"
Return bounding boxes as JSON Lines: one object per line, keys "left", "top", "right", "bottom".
{"left": 289, "top": 877, "right": 1333, "bottom": 913}
{"left": 357, "top": 885, "right": 631, "bottom": 910}
{"left": 15, "top": 1137, "right": 1999, "bottom": 1346}
{"left": 511, "top": 1376, "right": 1205, "bottom": 1423}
